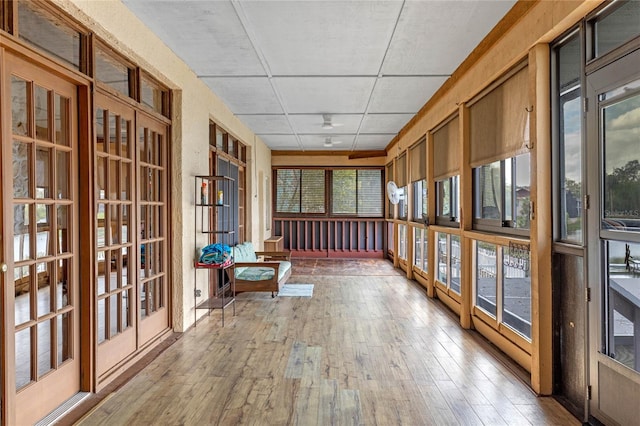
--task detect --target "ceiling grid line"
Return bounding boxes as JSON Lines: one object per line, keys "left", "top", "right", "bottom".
{"left": 350, "top": 0, "right": 406, "bottom": 151}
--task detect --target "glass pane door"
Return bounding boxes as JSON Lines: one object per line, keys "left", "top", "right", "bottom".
{"left": 94, "top": 93, "right": 137, "bottom": 378}
{"left": 137, "top": 113, "right": 169, "bottom": 345}
{"left": 3, "top": 53, "right": 80, "bottom": 426}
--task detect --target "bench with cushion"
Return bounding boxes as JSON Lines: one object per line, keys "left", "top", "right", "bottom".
{"left": 231, "top": 242, "right": 292, "bottom": 297}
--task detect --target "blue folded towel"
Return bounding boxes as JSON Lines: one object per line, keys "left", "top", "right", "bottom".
{"left": 199, "top": 243, "right": 231, "bottom": 265}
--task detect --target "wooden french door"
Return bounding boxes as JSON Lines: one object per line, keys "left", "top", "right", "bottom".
{"left": 1, "top": 53, "right": 80, "bottom": 425}
{"left": 137, "top": 113, "right": 170, "bottom": 345}
{"left": 93, "top": 96, "right": 170, "bottom": 377}
{"left": 94, "top": 93, "right": 137, "bottom": 376}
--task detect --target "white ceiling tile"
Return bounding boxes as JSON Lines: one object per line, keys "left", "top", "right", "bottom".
{"left": 274, "top": 77, "right": 376, "bottom": 114}
{"left": 382, "top": 1, "right": 516, "bottom": 75}
{"left": 368, "top": 76, "right": 448, "bottom": 114}
{"left": 299, "top": 134, "right": 356, "bottom": 149}
{"left": 123, "top": 1, "right": 265, "bottom": 76}
{"left": 240, "top": 1, "right": 402, "bottom": 76}
{"left": 258, "top": 134, "right": 300, "bottom": 150}
{"left": 289, "top": 114, "right": 363, "bottom": 134}
{"left": 353, "top": 134, "right": 394, "bottom": 150}
{"left": 237, "top": 115, "right": 292, "bottom": 134}
{"left": 201, "top": 77, "right": 282, "bottom": 114}
{"left": 360, "top": 114, "right": 414, "bottom": 134}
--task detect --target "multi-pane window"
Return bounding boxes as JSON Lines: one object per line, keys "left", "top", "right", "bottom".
{"left": 396, "top": 153, "right": 408, "bottom": 220}
{"left": 332, "top": 169, "right": 383, "bottom": 216}
{"left": 590, "top": 0, "right": 640, "bottom": 60}
{"left": 436, "top": 232, "right": 461, "bottom": 294}
{"left": 95, "top": 45, "right": 133, "bottom": 98}
{"left": 436, "top": 175, "right": 460, "bottom": 225}
{"left": 412, "top": 179, "right": 427, "bottom": 223}
{"left": 276, "top": 169, "right": 325, "bottom": 214}
{"left": 275, "top": 168, "right": 383, "bottom": 217}
{"left": 472, "top": 241, "right": 531, "bottom": 339}
{"left": 473, "top": 154, "right": 531, "bottom": 234}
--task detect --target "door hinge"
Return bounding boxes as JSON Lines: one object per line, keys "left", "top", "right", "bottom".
{"left": 586, "top": 287, "right": 591, "bottom": 302}
{"left": 584, "top": 194, "right": 590, "bottom": 210}
{"left": 588, "top": 385, "right": 592, "bottom": 400}
{"left": 583, "top": 97, "right": 588, "bottom": 113}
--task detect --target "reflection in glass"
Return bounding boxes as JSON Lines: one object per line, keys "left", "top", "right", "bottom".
{"left": 476, "top": 242, "right": 497, "bottom": 317}
{"left": 121, "top": 118, "right": 130, "bottom": 157}
{"left": 603, "top": 92, "right": 640, "bottom": 232}
{"left": 57, "top": 258, "right": 69, "bottom": 309}
{"left": 559, "top": 89, "right": 582, "bottom": 242}
{"left": 141, "top": 75, "right": 164, "bottom": 114}
{"left": 96, "top": 108, "right": 105, "bottom": 153}
{"left": 97, "top": 156, "right": 106, "bottom": 199}
{"left": 55, "top": 94, "right": 70, "bottom": 146}
{"left": 437, "top": 233, "right": 448, "bottom": 284}
{"left": 413, "top": 228, "right": 428, "bottom": 272}
{"left": 438, "top": 179, "right": 451, "bottom": 217}
{"left": 57, "top": 313, "right": 71, "bottom": 365}
{"left": 450, "top": 235, "right": 461, "bottom": 294}
{"left": 122, "top": 205, "right": 130, "bottom": 243}
{"left": 606, "top": 240, "right": 640, "bottom": 372}
{"left": 37, "top": 320, "right": 53, "bottom": 377}
{"left": 515, "top": 154, "right": 531, "bottom": 230}
{"left": 109, "top": 159, "right": 119, "bottom": 200}
{"left": 122, "top": 163, "right": 131, "bottom": 201}
{"left": 14, "top": 204, "right": 31, "bottom": 262}
{"left": 398, "top": 224, "right": 407, "bottom": 261}
{"left": 97, "top": 298, "right": 106, "bottom": 343}
{"left": 36, "top": 147, "right": 51, "bottom": 198}
{"left": 15, "top": 328, "right": 32, "bottom": 390}
{"left": 57, "top": 205, "right": 69, "bottom": 254}
{"left": 15, "top": 265, "right": 32, "bottom": 325}
{"left": 140, "top": 282, "right": 147, "bottom": 319}
{"left": 12, "top": 76, "right": 28, "bottom": 136}
{"left": 57, "top": 151, "right": 70, "bottom": 199}
{"left": 503, "top": 246, "right": 532, "bottom": 338}
{"left": 139, "top": 127, "right": 146, "bottom": 164}
{"left": 95, "top": 48, "right": 131, "bottom": 96}
{"left": 475, "top": 161, "right": 501, "bottom": 220}
{"left": 97, "top": 204, "right": 106, "bottom": 248}
{"left": 109, "top": 113, "right": 118, "bottom": 155}
{"left": 36, "top": 204, "right": 51, "bottom": 258}
{"left": 13, "top": 141, "right": 31, "bottom": 198}
{"left": 36, "top": 261, "right": 53, "bottom": 317}
{"left": 97, "top": 251, "right": 106, "bottom": 296}
{"left": 35, "top": 85, "right": 50, "bottom": 140}
{"left": 18, "top": 1, "right": 81, "bottom": 68}
{"left": 122, "top": 290, "right": 130, "bottom": 329}
{"left": 594, "top": 0, "right": 640, "bottom": 58}
{"left": 147, "top": 280, "right": 156, "bottom": 313}
{"left": 110, "top": 294, "right": 118, "bottom": 337}
{"left": 110, "top": 204, "right": 119, "bottom": 245}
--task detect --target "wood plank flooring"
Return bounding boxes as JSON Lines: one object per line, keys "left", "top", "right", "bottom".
{"left": 76, "top": 259, "right": 578, "bottom": 425}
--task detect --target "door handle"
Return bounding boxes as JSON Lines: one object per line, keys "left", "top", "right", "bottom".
{"left": 0, "top": 263, "right": 7, "bottom": 273}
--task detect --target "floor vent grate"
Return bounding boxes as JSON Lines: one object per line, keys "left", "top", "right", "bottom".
{"left": 35, "top": 392, "right": 91, "bottom": 426}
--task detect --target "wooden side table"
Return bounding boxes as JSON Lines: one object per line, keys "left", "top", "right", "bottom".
{"left": 264, "top": 236, "right": 284, "bottom": 252}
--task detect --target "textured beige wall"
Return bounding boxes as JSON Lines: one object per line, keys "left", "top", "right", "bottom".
{"left": 59, "top": 0, "right": 272, "bottom": 331}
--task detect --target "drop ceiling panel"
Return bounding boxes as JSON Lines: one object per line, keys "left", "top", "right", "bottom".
{"left": 354, "top": 134, "right": 395, "bottom": 150}
{"left": 360, "top": 114, "right": 414, "bottom": 134}
{"left": 275, "top": 77, "right": 376, "bottom": 114}
{"left": 239, "top": 1, "right": 402, "bottom": 76}
{"left": 382, "top": 1, "right": 516, "bottom": 75}
{"left": 200, "top": 77, "right": 282, "bottom": 114}
{"left": 368, "top": 76, "right": 448, "bottom": 114}
{"left": 237, "top": 115, "right": 292, "bottom": 134}
{"left": 258, "top": 134, "right": 300, "bottom": 150}
{"left": 289, "top": 114, "right": 362, "bottom": 134}
{"left": 123, "top": 1, "right": 265, "bottom": 76}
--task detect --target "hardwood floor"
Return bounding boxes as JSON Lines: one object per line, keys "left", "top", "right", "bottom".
{"left": 76, "top": 259, "right": 578, "bottom": 425}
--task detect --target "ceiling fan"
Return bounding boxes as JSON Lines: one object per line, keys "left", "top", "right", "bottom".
{"left": 323, "top": 137, "right": 342, "bottom": 148}
{"left": 322, "top": 114, "right": 343, "bottom": 130}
